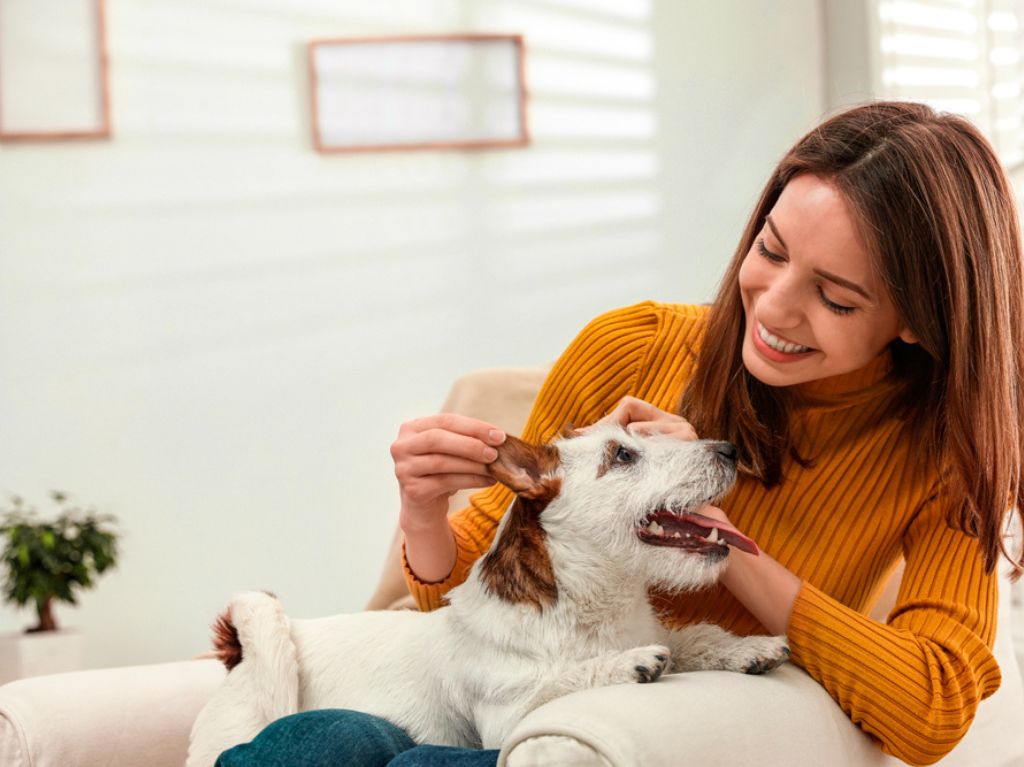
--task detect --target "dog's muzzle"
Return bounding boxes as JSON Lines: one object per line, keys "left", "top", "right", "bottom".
{"left": 636, "top": 510, "right": 759, "bottom": 557}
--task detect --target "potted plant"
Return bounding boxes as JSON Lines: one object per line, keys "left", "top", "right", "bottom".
{"left": 0, "top": 491, "right": 119, "bottom": 683}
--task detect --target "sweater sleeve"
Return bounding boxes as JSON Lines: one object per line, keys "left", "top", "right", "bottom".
{"left": 786, "top": 487, "right": 1002, "bottom": 766}
{"left": 403, "top": 301, "right": 665, "bottom": 610}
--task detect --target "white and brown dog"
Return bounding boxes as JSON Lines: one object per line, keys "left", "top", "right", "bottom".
{"left": 186, "top": 425, "right": 788, "bottom": 765}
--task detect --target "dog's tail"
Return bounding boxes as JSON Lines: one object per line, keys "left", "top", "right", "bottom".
{"left": 212, "top": 608, "right": 243, "bottom": 669}
{"left": 210, "top": 590, "right": 278, "bottom": 671}
{"left": 186, "top": 591, "right": 299, "bottom": 767}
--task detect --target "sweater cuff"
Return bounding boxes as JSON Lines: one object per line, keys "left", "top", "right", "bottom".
{"left": 786, "top": 579, "right": 845, "bottom": 672}
{"left": 401, "top": 534, "right": 477, "bottom": 612}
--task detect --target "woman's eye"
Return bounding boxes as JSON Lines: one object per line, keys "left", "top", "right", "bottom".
{"left": 615, "top": 446, "right": 635, "bottom": 463}
{"left": 756, "top": 239, "right": 785, "bottom": 263}
{"left": 817, "top": 287, "right": 856, "bottom": 316}
{"left": 756, "top": 237, "right": 857, "bottom": 317}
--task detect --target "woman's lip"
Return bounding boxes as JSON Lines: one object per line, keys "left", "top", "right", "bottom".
{"left": 757, "top": 321, "right": 810, "bottom": 349}
{"left": 751, "top": 321, "right": 817, "bottom": 362}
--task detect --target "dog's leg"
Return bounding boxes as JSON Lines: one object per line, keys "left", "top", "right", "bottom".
{"left": 186, "top": 592, "right": 301, "bottom": 767}
{"left": 524, "top": 644, "right": 672, "bottom": 712}
{"left": 666, "top": 623, "right": 789, "bottom": 674}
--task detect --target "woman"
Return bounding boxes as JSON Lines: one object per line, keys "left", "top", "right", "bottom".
{"left": 218, "top": 101, "right": 1024, "bottom": 767}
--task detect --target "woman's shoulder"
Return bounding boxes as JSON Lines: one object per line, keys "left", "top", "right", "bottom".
{"left": 580, "top": 301, "right": 710, "bottom": 339}
{"left": 566, "top": 302, "right": 708, "bottom": 392}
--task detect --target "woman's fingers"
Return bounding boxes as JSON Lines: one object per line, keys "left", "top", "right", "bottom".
{"left": 402, "top": 454, "right": 498, "bottom": 479}
{"left": 400, "top": 413, "right": 506, "bottom": 445}
{"left": 584, "top": 396, "right": 698, "bottom": 441}
{"left": 603, "top": 396, "right": 670, "bottom": 426}
{"left": 391, "top": 414, "right": 507, "bottom": 516}
{"left": 400, "top": 474, "right": 497, "bottom": 507}
{"left": 393, "top": 417, "right": 504, "bottom": 464}
{"left": 624, "top": 420, "right": 698, "bottom": 440}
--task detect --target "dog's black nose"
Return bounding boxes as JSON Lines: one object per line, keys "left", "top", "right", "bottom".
{"left": 713, "top": 442, "right": 738, "bottom": 462}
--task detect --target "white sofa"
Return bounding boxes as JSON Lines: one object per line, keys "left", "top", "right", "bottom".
{"left": 1, "top": 570, "right": 1022, "bottom": 767}
{"left": 3, "top": 367, "right": 1024, "bottom": 766}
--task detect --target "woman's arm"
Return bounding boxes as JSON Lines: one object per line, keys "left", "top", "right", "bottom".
{"left": 390, "top": 412, "right": 504, "bottom": 583}
{"left": 785, "top": 492, "right": 1000, "bottom": 765}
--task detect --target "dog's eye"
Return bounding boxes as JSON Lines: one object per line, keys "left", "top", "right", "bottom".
{"left": 614, "top": 446, "right": 635, "bottom": 464}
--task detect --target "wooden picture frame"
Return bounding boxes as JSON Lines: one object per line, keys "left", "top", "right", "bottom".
{"left": 0, "top": 0, "right": 112, "bottom": 141}
{"left": 308, "top": 33, "right": 529, "bottom": 154}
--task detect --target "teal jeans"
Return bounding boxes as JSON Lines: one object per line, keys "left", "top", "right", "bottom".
{"left": 215, "top": 709, "right": 500, "bottom": 767}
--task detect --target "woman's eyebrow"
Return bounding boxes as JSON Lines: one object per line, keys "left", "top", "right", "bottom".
{"left": 815, "top": 269, "right": 872, "bottom": 300}
{"left": 765, "top": 215, "right": 788, "bottom": 249}
{"left": 765, "top": 215, "right": 873, "bottom": 301}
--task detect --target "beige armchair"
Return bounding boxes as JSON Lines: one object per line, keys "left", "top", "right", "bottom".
{"left": 2, "top": 366, "right": 1024, "bottom": 766}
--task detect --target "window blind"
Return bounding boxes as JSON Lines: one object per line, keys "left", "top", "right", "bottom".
{"left": 877, "top": 0, "right": 1024, "bottom": 167}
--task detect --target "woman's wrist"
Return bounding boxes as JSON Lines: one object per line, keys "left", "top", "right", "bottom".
{"left": 400, "top": 507, "right": 457, "bottom": 584}
{"left": 721, "top": 547, "right": 803, "bottom": 636}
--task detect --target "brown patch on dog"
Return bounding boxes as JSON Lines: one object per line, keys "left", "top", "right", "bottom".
{"left": 595, "top": 440, "right": 637, "bottom": 479}
{"left": 480, "top": 435, "right": 561, "bottom": 610}
{"left": 596, "top": 440, "right": 618, "bottom": 479}
{"left": 212, "top": 608, "right": 242, "bottom": 670}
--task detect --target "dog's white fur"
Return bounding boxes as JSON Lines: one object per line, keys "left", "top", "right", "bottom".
{"left": 187, "top": 425, "right": 788, "bottom": 765}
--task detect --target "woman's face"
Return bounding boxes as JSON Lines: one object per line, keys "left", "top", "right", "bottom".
{"left": 738, "top": 173, "right": 917, "bottom": 387}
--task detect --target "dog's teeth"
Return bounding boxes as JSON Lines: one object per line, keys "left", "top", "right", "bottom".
{"left": 648, "top": 521, "right": 664, "bottom": 535}
{"left": 672, "top": 531, "right": 681, "bottom": 538}
{"left": 706, "top": 528, "right": 719, "bottom": 543}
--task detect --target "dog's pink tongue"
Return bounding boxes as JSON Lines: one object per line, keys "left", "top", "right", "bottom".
{"left": 682, "top": 512, "right": 759, "bottom": 556}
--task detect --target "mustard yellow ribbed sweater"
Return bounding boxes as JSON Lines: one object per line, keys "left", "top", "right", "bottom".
{"left": 403, "top": 302, "right": 1001, "bottom": 765}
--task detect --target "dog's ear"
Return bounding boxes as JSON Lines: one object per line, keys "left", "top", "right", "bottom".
{"left": 488, "top": 435, "right": 560, "bottom": 500}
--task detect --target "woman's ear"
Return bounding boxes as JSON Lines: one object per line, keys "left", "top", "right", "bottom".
{"left": 898, "top": 326, "right": 919, "bottom": 345}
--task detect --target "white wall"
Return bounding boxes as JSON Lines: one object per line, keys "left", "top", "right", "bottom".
{"left": 0, "top": 0, "right": 825, "bottom": 668}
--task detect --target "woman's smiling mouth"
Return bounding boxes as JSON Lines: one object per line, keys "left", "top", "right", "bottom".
{"left": 753, "top": 321, "right": 817, "bottom": 361}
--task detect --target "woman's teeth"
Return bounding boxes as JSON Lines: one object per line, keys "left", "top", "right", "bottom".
{"left": 758, "top": 323, "right": 812, "bottom": 354}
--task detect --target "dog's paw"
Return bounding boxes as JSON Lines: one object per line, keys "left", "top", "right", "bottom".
{"left": 612, "top": 644, "right": 671, "bottom": 684}
{"left": 736, "top": 636, "right": 790, "bottom": 675}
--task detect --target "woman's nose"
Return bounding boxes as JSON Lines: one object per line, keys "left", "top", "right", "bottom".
{"left": 756, "top": 275, "right": 804, "bottom": 328}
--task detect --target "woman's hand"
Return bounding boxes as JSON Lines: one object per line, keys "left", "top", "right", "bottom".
{"left": 587, "top": 396, "right": 698, "bottom": 440}
{"left": 391, "top": 414, "right": 506, "bottom": 534}
{"left": 694, "top": 502, "right": 734, "bottom": 529}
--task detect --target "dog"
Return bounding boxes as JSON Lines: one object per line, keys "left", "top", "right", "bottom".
{"left": 186, "top": 424, "right": 789, "bottom": 765}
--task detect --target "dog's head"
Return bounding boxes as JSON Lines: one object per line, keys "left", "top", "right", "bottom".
{"left": 479, "top": 424, "right": 754, "bottom": 610}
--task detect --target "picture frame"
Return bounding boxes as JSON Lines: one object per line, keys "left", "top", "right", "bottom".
{"left": 308, "top": 33, "right": 529, "bottom": 154}
{"left": 0, "top": 0, "right": 112, "bottom": 141}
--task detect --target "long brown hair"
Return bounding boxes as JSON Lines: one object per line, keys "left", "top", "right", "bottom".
{"left": 681, "top": 100, "right": 1024, "bottom": 574}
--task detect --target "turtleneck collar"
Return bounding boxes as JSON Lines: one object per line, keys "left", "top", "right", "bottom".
{"left": 789, "top": 349, "right": 896, "bottom": 409}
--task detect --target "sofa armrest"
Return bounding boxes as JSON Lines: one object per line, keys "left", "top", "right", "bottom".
{"left": 499, "top": 664, "right": 900, "bottom": 767}
{"left": 501, "top": 644, "right": 1024, "bottom": 767}
{"left": 0, "top": 659, "right": 225, "bottom": 767}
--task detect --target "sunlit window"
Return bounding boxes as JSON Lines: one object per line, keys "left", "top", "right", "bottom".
{"left": 878, "top": 0, "right": 1024, "bottom": 167}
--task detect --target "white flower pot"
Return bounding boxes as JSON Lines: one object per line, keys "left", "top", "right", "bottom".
{"left": 0, "top": 628, "right": 85, "bottom": 685}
